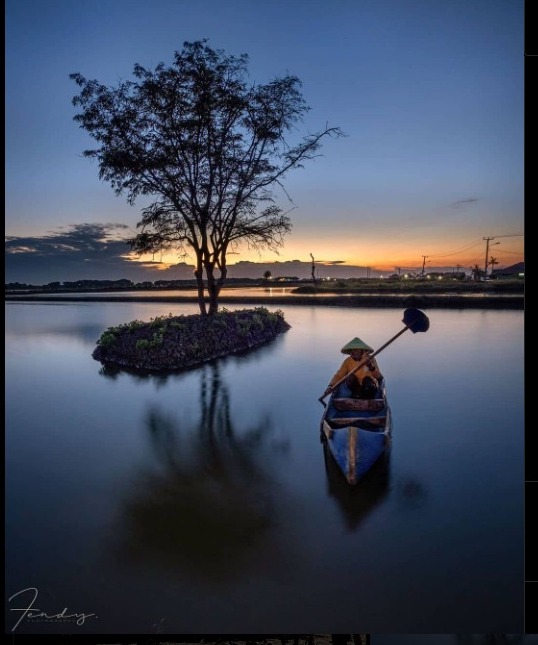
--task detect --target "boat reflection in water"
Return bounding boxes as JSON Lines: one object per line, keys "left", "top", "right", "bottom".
{"left": 322, "top": 434, "right": 428, "bottom": 532}
{"left": 108, "top": 362, "right": 292, "bottom": 582}
{"left": 322, "top": 439, "right": 391, "bottom": 532}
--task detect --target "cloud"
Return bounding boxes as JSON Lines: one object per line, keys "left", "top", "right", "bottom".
{"left": 5, "top": 223, "right": 197, "bottom": 284}
{"left": 449, "top": 198, "right": 479, "bottom": 210}
{"left": 6, "top": 223, "right": 130, "bottom": 257}
{"left": 5, "top": 223, "right": 384, "bottom": 285}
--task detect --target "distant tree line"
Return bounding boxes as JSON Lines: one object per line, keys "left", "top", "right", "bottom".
{"left": 4, "top": 277, "right": 264, "bottom": 292}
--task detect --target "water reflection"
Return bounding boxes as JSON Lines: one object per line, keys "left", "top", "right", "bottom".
{"left": 113, "top": 363, "right": 291, "bottom": 581}
{"left": 97, "top": 359, "right": 190, "bottom": 385}
{"left": 322, "top": 440, "right": 427, "bottom": 530}
{"left": 5, "top": 304, "right": 525, "bottom": 631}
{"left": 322, "top": 442, "right": 391, "bottom": 531}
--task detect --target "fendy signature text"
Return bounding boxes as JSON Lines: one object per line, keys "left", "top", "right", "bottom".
{"left": 8, "top": 587, "right": 97, "bottom": 632}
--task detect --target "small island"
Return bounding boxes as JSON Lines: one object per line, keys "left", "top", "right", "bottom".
{"left": 92, "top": 306, "right": 290, "bottom": 372}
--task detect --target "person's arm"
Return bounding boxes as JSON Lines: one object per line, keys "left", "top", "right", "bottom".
{"left": 324, "top": 359, "right": 349, "bottom": 394}
{"left": 366, "top": 355, "right": 383, "bottom": 380}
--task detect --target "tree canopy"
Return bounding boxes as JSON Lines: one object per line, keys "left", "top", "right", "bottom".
{"left": 71, "top": 40, "right": 343, "bottom": 314}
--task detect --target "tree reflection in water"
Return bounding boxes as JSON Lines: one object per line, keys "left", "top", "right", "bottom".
{"left": 113, "top": 362, "right": 291, "bottom": 581}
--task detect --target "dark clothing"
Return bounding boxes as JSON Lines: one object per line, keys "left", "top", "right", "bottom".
{"left": 346, "top": 374, "right": 379, "bottom": 399}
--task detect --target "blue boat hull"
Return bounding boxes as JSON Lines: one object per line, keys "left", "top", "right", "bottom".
{"left": 320, "top": 379, "right": 392, "bottom": 485}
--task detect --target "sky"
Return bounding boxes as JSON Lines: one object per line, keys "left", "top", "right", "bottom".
{"left": 5, "top": 0, "right": 525, "bottom": 284}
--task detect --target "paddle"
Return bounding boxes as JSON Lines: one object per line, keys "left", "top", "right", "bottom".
{"left": 318, "top": 307, "right": 430, "bottom": 405}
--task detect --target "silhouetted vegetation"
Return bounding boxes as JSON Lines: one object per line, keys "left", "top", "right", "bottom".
{"left": 70, "top": 40, "right": 342, "bottom": 315}
{"left": 293, "top": 277, "right": 524, "bottom": 294}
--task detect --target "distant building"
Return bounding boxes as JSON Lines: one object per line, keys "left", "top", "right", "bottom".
{"left": 491, "top": 261, "right": 524, "bottom": 279}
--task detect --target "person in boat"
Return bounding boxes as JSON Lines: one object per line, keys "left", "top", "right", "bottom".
{"left": 324, "top": 336, "right": 383, "bottom": 399}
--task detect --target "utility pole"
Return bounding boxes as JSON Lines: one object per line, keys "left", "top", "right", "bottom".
{"left": 421, "top": 255, "right": 428, "bottom": 277}
{"left": 483, "top": 237, "right": 500, "bottom": 280}
{"left": 483, "top": 237, "right": 494, "bottom": 279}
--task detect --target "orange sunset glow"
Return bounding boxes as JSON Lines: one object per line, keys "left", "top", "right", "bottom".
{"left": 126, "top": 232, "right": 524, "bottom": 276}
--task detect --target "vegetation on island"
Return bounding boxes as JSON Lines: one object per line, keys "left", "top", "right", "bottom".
{"left": 92, "top": 307, "right": 290, "bottom": 372}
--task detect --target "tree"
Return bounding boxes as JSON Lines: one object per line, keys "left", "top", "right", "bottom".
{"left": 263, "top": 270, "right": 272, "bottom": 280}
{"left": 70, "top": 40, "right": 343, "bottom": 315}
{"left": 470, "top": 263, "right": 484, "bottom": 281}
{"left": 310, "top": 252, "right": 317, "bottom": 284}
{"left": 488, "top": 256, "right": 499, "bottom": 275}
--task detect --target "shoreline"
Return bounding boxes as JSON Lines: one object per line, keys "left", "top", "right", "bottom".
{"left": 4, "top": 293, "right": 524, "bottom": 309}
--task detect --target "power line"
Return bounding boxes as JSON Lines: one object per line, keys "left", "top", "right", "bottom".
{"left": 426, "top": 233, "right": 524, "bottom": 261}
{"left": 426, "top": 238, "right": 484, "bottom": 259}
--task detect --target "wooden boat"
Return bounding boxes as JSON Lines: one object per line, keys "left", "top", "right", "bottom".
{"left": 318, "top": 308, "right": 430, "bottom": 485}
{"left": 320, "top": 377, "right": 392, "bottom": 485}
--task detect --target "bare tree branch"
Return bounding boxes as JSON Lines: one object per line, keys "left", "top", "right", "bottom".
{"left": 71, "top": 40, "right": 343, "bottom": 314}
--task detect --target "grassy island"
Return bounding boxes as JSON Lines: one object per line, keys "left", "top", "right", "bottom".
{"left": 92, "top": 306, "right": 290, "bottom": 372}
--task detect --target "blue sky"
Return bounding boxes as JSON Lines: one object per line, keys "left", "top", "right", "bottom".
{"left": 5, "top": 0, "right": 524, "bottom": 283}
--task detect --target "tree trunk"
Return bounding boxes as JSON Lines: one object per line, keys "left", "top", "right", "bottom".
{"left": 205, "top": 264, "right": 220, "bottom": 316}
{"left": 194, "top": 254, "right": 207, "bottom": 316}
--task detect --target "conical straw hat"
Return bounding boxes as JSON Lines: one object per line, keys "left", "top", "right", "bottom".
{"left": 340, "top": 337, "right": 373, "bottom": 354}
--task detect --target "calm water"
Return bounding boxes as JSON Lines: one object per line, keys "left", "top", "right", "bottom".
{"left": 5, "top": 301, "right": 524, "bottom": 634}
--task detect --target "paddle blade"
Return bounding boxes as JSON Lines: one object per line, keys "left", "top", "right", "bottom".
{"left": 402, "top": 307, "right": 430, "bottom": 333}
